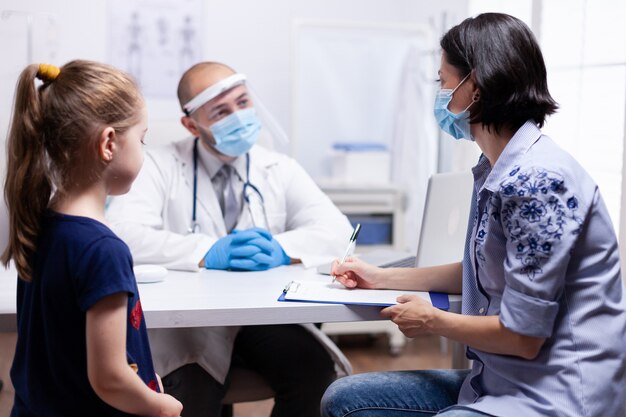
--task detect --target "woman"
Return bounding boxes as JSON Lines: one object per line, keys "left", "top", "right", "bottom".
{"left": 321, "top": 13, "right": 626, "bottom": 417}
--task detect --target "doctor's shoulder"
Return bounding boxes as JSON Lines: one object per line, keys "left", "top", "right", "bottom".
{"left": 142, "top": 137, "right": 193, "bottom": 174}
{"left": 249, "top": 144, "right": 288, "bottom": 169}
{"left": 252, "top": 144, "right": 319, "bottom": 179}
{"left": 250, "top": 146, "right": 321, "bottom": 196}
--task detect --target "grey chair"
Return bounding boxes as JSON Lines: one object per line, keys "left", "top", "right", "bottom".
{"left": 220, "top": 366, "right": 275, "bottom": 416}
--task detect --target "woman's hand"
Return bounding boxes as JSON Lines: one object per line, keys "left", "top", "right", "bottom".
{"left": 330, "top": 256, "right": 386, "bottom": 289}
{"left": 380, "top": 295, "right": 441, "bottom": 338}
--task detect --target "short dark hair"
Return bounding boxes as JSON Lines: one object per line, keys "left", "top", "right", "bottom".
{"left": 440, "top": 13, "right": 558, "bottom": 132}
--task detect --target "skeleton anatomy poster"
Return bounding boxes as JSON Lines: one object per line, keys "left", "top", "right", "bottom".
{"left": 108, "top": 0, "right": 203, "bottom": 98}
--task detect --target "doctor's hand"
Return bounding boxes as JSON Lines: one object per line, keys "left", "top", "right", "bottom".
{"left": 229, "top": 228, "right": 291, "bottom": 271}
{"left": 203, "top": 228, "right": 290, "bottom": 271}
{"left": 380, "top": 295, "right": 441, "bottom": 338}
{"left": 203, "top": 228, "right": 272, "bottom": 270}
{"left": 331, "top": 256, "right": 384, "bottom": 289}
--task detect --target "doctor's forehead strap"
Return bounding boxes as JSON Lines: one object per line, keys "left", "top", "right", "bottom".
{"left": 183, "top": 73, "right": 247, "bottom": 116}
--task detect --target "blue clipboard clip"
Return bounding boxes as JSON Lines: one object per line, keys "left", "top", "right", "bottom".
{"left": 429, "top": 292, "right": 449, "bottom": 310}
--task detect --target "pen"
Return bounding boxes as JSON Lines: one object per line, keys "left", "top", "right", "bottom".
{"left": 282, "top": 281, "right": 300, "bottom": 297}
{"left": 332, "top": 223, "right": 361, "bottom": 283}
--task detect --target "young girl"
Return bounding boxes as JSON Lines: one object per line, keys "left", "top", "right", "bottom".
{"left": 1, "top": 61, "right": 182, "bottom": 416}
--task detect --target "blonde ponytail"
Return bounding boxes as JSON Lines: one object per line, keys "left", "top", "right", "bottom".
{"left": 2, "top": 60, "right": 141, "bottom": 281}
{"left": 2, "top": 64, "right": 52, "bottom": 281}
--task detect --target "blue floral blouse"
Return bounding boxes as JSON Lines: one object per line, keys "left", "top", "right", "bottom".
{"left": 457, "top": 121, "right": 626, "bottom": 417}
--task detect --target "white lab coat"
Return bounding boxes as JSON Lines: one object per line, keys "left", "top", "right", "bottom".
{"left": 106, "top": 136, "right": 353, "bottom": 383}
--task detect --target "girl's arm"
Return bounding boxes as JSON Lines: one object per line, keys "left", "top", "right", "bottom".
{"left": 382, "top": 296, "right": 545, "bottom": 360}
{"left": 86, "top": 293, "right": 182, "bottom": 417}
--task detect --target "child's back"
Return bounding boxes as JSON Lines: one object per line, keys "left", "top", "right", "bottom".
{"left": 12, "top": 212, "right": 156, "bottom": 416}
{"left": 2, "top": 61, "right": 181, "bottom": 417}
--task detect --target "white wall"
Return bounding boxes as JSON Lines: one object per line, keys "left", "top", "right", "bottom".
{"left": 0, "top": 0, "right": 469, "bottom": 253}
{"left": 0, "top": 0, "right": 468, "bottom": 148}
{"left": 199, "top": 0, "right": 467, "bottom": 149}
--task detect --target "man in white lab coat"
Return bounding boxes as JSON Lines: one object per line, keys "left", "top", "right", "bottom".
{"left": 106, "top": 62, "right": 353, "bottom": 417}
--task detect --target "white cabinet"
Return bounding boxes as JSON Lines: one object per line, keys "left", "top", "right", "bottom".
{"left": 320, "top": 183, "right": 407, "bottom": 251}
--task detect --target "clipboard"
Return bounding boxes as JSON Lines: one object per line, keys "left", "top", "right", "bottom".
{"left": 277, "top": 280, "right": 449, "bottom": 310}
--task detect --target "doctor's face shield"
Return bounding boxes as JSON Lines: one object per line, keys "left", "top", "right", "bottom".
{"left": 183, "top": 73, "right": 249, "bottom": 117}
{"left": 183, "top": 72, "right": 288, "bottom": 154}
{"left": 184, "top": 75, "right": 263, "bottom": 157}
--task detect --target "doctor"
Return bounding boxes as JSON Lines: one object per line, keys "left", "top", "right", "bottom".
{"left": 106, "top": 62, "right": 353, "bottom": 417}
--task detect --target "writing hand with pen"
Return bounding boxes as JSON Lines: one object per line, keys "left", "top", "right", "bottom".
{"left": 330, "top": 255, "right": 383, "bottom": 289}
{"left": 331, "top": 224, "right": 385, "bottom": 289}
{"left": 331, "top": 223, "right": 360, "bottom": 283}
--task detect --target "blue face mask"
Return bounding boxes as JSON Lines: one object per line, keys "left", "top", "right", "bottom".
{"left": 433, "top": 74, "right": 475, "bottom": 141}
{"left": 209, "top": 108, "right": 262, "bottom": 157}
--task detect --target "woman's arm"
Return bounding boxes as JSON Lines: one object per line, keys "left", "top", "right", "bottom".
{"left": 382, "top": 295, "right": 545, "bottom": 360}
{"left": 381, "top": 262, "right": 463, "bottom": 293}
{"left": 334, "top": 258, "right": 543, "bottom": 358}
{"left": 86, "top": 293, "right": 182, "bottom": 417}
{"left": 436, "top": 310, "right": 544, "bottom": 359}
{"left": 332, "top": 257, "right": 463, "bottom": 294}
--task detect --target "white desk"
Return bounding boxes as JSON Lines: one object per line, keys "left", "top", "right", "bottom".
{"left": 0, "top": 264, "right": 468, "bottom": 368}
{"left": 0, "top": 265, "right": 391, "bottom": 332}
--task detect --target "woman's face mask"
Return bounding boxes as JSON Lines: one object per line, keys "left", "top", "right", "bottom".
{"left": 433, "top": 73, "right": 475, "bottom": 141}
{"left": 208, "top": 108, "right": 261, "bottom": 157}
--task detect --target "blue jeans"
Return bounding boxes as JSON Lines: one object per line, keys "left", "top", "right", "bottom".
{"left": 321, "top": 370, "right": 493, "bottom": 417}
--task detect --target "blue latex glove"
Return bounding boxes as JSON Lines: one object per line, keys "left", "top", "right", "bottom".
{"left": 230, "top": 234, "right": 291, "bottom": 271}
{"left": 227, "top": 228, "right": 291, "bottom": 271}
{"left": 203, "top": 228, "right": 272, "bottom": 270}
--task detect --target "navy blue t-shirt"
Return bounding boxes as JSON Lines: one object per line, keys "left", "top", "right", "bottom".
{"left": 11, "top": 212, "right": 159, "bottom": 417}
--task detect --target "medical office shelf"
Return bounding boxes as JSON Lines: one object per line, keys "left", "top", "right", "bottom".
{"left": 319, "top": 182, "right": 406, "bottom": 251}
{"left": 319, "top": 181, "right": 409, "bottom": 355}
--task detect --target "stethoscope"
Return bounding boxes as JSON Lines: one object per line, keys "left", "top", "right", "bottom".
{"left": 189, "top": 137, "right": 269, "bottom": 233}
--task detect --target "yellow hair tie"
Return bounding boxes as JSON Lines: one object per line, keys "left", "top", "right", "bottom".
{"left": 37, "top": 63, "right": 60, "bottom": 82}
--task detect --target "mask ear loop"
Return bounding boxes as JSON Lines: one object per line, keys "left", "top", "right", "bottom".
{"left": 451, "top": 72, "right": 472, "bottom": 94}
{"left": 462, "top": 91, "right": 480, "bottom": 113}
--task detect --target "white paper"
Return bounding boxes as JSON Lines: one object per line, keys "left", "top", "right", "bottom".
{"left": 282, "top": 280, "right": 431, "bottom": 307}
